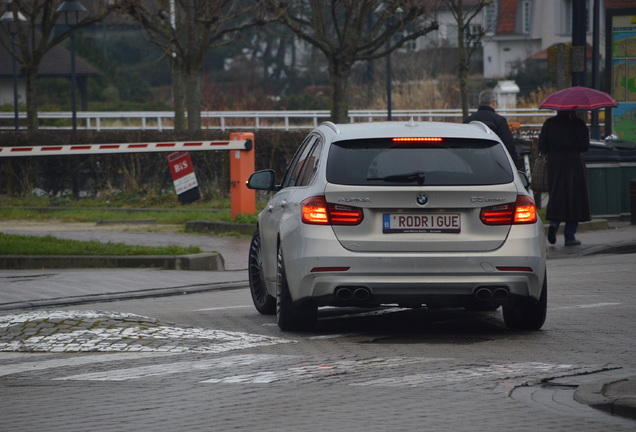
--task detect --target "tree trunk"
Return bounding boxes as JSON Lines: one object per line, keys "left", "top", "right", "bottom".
{"left": 185, "top": 68, "right": 202, "bottom": 131}
{"left": 458, "top": 50, "right": 470, "bottom": 120}
{"left": 170, "top": 59, "right": 187, "bottom": 130}
{"left": 24, "top": 67, "right": 39, "bottom": 131}
{"left": 456, "top": 12, "right": 470, "bottom": 120}
{"left": 329, "top": 60, "right": 352, "bottom": 124}
{"left": 4, "top": 160, "right": 15, "bottom": 196}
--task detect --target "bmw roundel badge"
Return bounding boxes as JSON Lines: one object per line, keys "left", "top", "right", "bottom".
{"left": 416, "top": 193, "right": 428, "bottom": 206}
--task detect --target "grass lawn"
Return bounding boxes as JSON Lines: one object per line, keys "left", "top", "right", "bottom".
{"left": 0, "top": 232, "right": 203, "bottom": 256}
{"left": 0, "top": 196, "right": 248, "bottom": 255}
{"left": 0, "top": 195, "right": 260, "bottom": 225}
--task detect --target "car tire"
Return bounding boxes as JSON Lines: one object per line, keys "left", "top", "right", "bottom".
{"left": 248, "top": 231, "right": 276, "bottom": 315}
{"left": 503, "top": 272, "right": 547, "bottom": 331}
{"left": 276, "top": 246, "right": 317, "bottom": 331}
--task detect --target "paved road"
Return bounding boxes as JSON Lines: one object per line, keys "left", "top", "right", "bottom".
{"left": 2, "top": 259, "right": 636, "bottom": 432}
{"left": 1, "top": 221, "right": 636, "bottom": 430}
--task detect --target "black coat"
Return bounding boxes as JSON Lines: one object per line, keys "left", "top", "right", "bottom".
{"left": 538, "top": 111, "right": 591, "bottom": 222}
{"left": 465, "top": 105, "right": 519, "bottom": 164}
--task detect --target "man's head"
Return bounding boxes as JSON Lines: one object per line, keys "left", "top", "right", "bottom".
{"left": 478, "top": 90, "right": 497, "bottom": 108}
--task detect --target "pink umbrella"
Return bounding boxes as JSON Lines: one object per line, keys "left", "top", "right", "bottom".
{"left": 539, "top": 86, "right": 618, "bottom": 110}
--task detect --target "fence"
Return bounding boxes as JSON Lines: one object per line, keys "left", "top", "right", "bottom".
{"left": 0, "top": 109, "right": 567, "bottom": 137}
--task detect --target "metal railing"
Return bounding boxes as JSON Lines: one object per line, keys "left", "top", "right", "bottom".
{"left": 0, "top": 109, "right": 572, "bottom": 135}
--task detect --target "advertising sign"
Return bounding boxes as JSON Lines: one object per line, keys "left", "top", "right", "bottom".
{"left": 167, "top": 152, "right": 200, "bottom": 204}
{"left": 607, "top": 9, "right": 636, "bottom": 141}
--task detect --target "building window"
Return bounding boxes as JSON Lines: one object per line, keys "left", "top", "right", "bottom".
{"left": 484, "top": 0, "right": 497, "bottom": 34}
{"left": 465, "top": 24, "right": 483, "bottom": 47}
{"left": 563, "top": 0, "right": 591, "bottom": 36}
{"left": 438, "top": 22, "right": 448, "bottom": 42}
{"left": 522, "top": 1, "right": 532, "bottom": 34}
{"left": 401, "top": 31, "right": 417, "bottom": 51}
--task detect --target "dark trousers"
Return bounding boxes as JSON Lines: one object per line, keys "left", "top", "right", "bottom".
{"left": 549, "top": 220, "right": 579, "bottom": 241}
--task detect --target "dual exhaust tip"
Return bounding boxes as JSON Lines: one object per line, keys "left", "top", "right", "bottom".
{"left": 335, "top": 286, "right": 371, "bottom": 301}
{"left": 336, "top": 286, "right": 508, "bottom": 302}
{"left": 474, "top": 287, "right": 509, "bottom": 301}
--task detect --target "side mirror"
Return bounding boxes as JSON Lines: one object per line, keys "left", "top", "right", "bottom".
{"left": 518, "top": 170, "right": 530, "bottom": 190}
{"left": 247, "top": 170, "right": 279, "bottom": 191}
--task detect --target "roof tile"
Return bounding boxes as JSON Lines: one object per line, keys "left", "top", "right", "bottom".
{"left": 497, "top": 0, "right": 518, "bottom": 34}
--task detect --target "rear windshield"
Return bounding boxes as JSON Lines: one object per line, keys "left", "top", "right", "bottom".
{"left": 326, "top": 138, "right": 514, "bottom": 186}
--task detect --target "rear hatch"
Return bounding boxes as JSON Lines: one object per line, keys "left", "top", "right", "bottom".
{"left": 324, "top": 137, "right": 518, "bottom": 253}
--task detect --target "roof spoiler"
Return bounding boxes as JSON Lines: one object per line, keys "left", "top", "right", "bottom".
{"left": 320, "top": 121, "right": 340, "bottom": 134}
{"left": 468, "top": 121, "right": 495, "bottom": 135}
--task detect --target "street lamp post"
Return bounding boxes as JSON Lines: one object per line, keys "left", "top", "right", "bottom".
{"left": 375, "top": 4, "right": 403, "bottom": 121}
{"left": 385, "top": 38, "right": 392, "bottom": 121}
{"left": 1, "top": 2, "right": 26, "bottom": 130}
{"left": 56, "top": 0, "right": 87, "bottom": 132}
{"left": 590, "top": 0, "right": 601, "bottom": 140}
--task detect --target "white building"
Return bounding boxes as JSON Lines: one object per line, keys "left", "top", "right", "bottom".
{"left": 428, "top": 0, "right": 632, "bottom": 80}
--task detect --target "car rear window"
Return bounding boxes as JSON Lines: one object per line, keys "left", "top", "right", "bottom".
{"left": 326, "top": 138, "right": 514, "bottom": 186}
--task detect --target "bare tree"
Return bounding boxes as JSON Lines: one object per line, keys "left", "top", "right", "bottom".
{"left": 264, "top": 0, "right": 439, "bottom": 123}
{"left": 0, "top": 0, "right": 115, "bottom": 131}
{"left": 441, "top": 0, "right": 492, "bottom": 119}
{"left": 116, "top": 0, "right": 277, "bottom": 130}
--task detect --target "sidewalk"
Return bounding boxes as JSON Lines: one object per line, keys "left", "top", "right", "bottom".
{"left": 1, "top": 219, "right": 636, "bottom": 420}
{"left": 0, "top": 221, "right": 252, "bottom": 310}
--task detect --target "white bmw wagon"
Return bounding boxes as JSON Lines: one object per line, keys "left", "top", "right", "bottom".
{"left": 247, "top": 120, "right": 547, "bottom": 332}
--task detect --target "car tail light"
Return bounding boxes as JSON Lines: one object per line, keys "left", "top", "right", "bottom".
{"left": 513, "top": 195, "right": 538, "bottom": 223}
{"left": 480, "top": 195, "right": 537, "bottom": 225}
{"left": 392, "top": 137, "right": 443, "bottom": 143}
{"left": 301, "top": 196, "right": 364, "bottom": 225}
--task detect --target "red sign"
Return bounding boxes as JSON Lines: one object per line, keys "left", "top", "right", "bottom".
{"left": 167, "top": 152, "right": 198, "bottom": 195}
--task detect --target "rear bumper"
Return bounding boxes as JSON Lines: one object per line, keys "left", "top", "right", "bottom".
{"left": 280, "top": 225, "right": 546, "bottom": 305}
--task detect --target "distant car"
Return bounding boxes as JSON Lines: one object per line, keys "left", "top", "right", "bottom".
{"left": 247, "top": 120, "right": 547, "bottom": 331}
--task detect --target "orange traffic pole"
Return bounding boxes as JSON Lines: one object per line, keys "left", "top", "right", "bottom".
{"left": 229, "top": 132, "right": 256, "bottom": 218}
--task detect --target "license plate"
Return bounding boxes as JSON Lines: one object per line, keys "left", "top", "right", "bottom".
{"left": 383, "top": 213, "right": 461, "bottom": 233}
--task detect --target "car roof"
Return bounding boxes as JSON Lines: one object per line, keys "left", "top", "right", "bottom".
{"left": 318, "top": 120, "right": 501, "bottom": 143}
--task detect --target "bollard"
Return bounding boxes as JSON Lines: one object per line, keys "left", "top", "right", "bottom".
{"left": 631, "top": 179, "right": 636, "bottom": 225}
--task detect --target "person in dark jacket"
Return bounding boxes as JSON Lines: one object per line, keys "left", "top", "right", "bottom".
{"left": 465, "top": 89, "right": 519, "bottom": 167}
{"left": 538, "top": 110, "right": 591, "bottom": 246}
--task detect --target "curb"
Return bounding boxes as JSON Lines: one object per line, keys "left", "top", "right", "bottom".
{"left": 186, "top": 220, "right": 255, "bottom": 236}
{"left": 0, "top": 253, "right": 225, "bottom": 271}
{"left": 574, "top": 376, "right": 636, "bottom": 420}
{"left": 587, "top": 243, "right": 636, "bottom": 256}
{"left": 542, "top": 218, "right": 609, "bottom": 233}
{"left": 0, "top": 280, "right": 249, "bottom": 311}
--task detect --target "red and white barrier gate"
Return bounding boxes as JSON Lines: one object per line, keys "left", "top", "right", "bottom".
{"left": 0, "top": 140, "right": 250, "bottom": 157}
{"left": 0, "top": 137, "right": 255, "bottom": 216}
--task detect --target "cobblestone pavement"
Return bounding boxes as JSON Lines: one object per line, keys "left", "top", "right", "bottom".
{"left": 0, "top": 310, "right": 290, "bottom": 355}
{"left": 2, "top": 304, "right": 636, "bottom": 431}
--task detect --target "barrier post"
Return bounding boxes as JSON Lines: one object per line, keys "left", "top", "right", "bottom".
{"left": 229, "top": 132, "right": 256, "bottom": 218}
{"left": 631, "top": 179, "right": 636, "bottom": 225}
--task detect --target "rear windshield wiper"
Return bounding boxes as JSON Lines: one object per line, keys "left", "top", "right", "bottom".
{"left": 368, "top": 171, "right": 426, "bottom": 185}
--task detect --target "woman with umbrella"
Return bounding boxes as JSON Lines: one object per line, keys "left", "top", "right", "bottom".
{"left": 538, "top": 87, "right": 616, "bottom": 246}
{"left": 538, "top": 110, "right": 590, "bottom": 246}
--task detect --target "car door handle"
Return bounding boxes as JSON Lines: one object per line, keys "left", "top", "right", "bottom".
{"left": 280, "top": 200, "right": 287, "bottom": 208}
{"left": 267, "top": 204, "right": 274, "bottom": 212}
